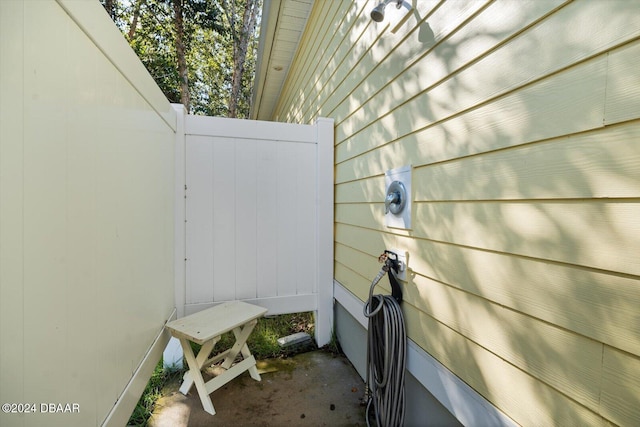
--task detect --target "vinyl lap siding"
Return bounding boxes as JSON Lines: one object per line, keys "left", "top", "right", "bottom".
{"left": 274, "top": 0, "right": 640, "bottom": 425}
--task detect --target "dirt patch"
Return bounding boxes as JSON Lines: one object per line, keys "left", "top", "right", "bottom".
{"left": 148, "top": 351, "right": 366, "bottom": 427}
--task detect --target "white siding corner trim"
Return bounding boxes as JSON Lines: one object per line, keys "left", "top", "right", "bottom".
{"left": 333, "top": 280, "right": 517, "bottom": 427}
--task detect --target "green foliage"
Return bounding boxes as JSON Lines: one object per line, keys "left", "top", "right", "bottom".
{"left": 191, "top": 311, "right": 316, "bottom": 360}
{"left": 103, "top": 0, "right": 261, "bottom": 117}
{"left": 240, "top": 311, "right": 316, "bottom": 359}
{"left": 127, "top": 359, "right": 183, "bottom": 426}
{"left": 322, "top": 327, "right": 343, "bottom": 355}
{"left": 129, "top": 2, "right": 181, "bottom": 103}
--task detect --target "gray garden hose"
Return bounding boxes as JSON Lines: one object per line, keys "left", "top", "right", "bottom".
{"left": 363, "top": 258, "right": 407, "bottom": 427}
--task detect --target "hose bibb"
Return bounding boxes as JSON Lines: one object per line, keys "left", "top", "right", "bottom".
{"left": 378, "top": 250, "right": 403, "bottom": 304}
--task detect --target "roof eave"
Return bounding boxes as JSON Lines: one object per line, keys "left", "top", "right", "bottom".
{"left": 250, "top": 0, "right": 279, "bottom": 120}
{"left": 250, "top": 0, "right": 314, "bottom": 121}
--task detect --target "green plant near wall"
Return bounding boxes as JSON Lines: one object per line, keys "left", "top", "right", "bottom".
{"left": 225, "top": 311, "right": 317, "bottom": 359}
{"left": 127, "top": 360, "right": 183, "bottom": 426}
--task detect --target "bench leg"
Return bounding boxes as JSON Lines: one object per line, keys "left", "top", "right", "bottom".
{"left": 238, "top": 331, "right": 261, "bottom": 381}
{"left": 220, "top": 320, "right": 260, "bottom": 382}
{"left": 179, "top": 337, "right": 217, "bottom": 395}
{"left": 178, "top": 338, "right": 217, "bottom": 415}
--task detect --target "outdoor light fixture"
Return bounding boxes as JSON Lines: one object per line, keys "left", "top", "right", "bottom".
{"left": 370, "top": 0, "right": 405, "bottom": 22}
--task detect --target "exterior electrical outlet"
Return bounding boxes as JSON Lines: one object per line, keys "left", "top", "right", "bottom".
{"left": 385, "top": 166, "right": 412, "bottom": 229}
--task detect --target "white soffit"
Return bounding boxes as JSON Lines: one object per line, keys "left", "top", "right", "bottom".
{"left": 251, "top": 0, "right": 314, "bottom": 121}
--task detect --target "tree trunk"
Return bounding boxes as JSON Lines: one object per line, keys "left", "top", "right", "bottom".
{"left": 228, "top": 0, "right": 258, "bottom": 118}
{"left": 172, "top": 0, "right": 190, "bottom": 113}
{"left": 103, "top": 0, "right": 116, "bottom": 20}
{"left": 127, "top": 0, "right": 144, "bottom": 40}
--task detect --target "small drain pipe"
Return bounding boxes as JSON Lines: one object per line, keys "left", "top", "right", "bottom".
{"left": 363, "top": 251, "right": 407, "bottom": 427}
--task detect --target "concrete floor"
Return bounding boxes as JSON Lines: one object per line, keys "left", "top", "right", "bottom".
{"left": 148, "top": 351, "right": 367, "bottom": 427}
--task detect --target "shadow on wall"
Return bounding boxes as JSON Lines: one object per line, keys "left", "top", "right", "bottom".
{"left": 410, "top": 2, "right": 435, "bottom": 47}
{"left": 331, "top": 0, "right": 640, "bottom": 425}
{"left": 418, "top": 21, "right": 435, "bottom": 46}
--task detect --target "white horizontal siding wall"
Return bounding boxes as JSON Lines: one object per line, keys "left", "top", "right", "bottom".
{"left": 274, "top": 0, "right": 640, "bottom": 425}
{"left": 0, "top": 1, "right": 176, "bottom": 426}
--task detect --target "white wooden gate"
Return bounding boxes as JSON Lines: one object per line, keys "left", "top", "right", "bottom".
{"left": 175, "top": 115, "right": 334, "bottom": 346}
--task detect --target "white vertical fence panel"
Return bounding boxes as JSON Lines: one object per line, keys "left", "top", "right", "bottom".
{"left": 2, "top": 2, "right": 177, "bottom": 425}
{"left": 295, "top": 142, "right": 318, "bottom": 296}
{"left": 185, "top": 136, "right": 214, "bottom": 304}
{"left": 212, "top": 138, "right": 237, "bottom": 302}
{"left": 174, "top": 105, "right": 186, "bottom": 319}
{"left": 275, "top": 142, "right": 300, "bottom": 296}
{"left": 182, "top": 116, "right": 334, "bottom": 345}
{"left": 256, "top": 140, "right": 279, "bottom": 297}
{"left": 235, "top": 139, "right": 258, "bottom": 300}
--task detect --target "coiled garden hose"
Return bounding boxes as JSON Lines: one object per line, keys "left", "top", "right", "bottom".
{"left": 363, "top": 255, "right": 407, "bottom": 427}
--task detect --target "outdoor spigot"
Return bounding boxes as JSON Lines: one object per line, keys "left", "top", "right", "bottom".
{"left": 381, "top": 250, "right": 403, "bottom": 303}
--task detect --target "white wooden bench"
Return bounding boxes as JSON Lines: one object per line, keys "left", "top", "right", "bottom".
{"left": 165, "top": 301, "right": 268, "bottom": 415}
